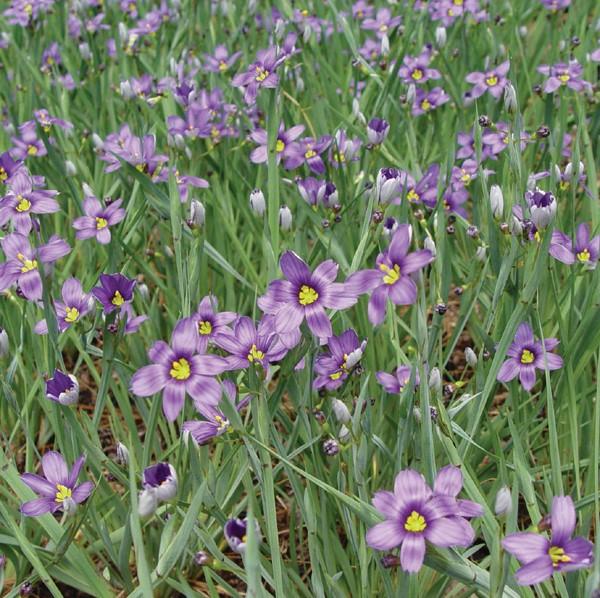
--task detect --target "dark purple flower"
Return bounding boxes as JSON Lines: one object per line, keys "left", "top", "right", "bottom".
{"left": 366, "top": 467, "right": 479, "bottom": 572}
{"left": 405, "top": 164, "right": 440, "bottom": 206}
{"left": 525, "top": 188, "right": 557, "bottom": 229}
{"left": 367, "top": 118, "right": 390, "bottom": 145}
{"left": 257, "top": 251, "right": 359, "bottom": 339}
{"left": 192, "top": 295, "right": 237, "bottom": 353}
{"left": 313, "top": 329, "right": 367, "bottom": 390}
{"left": 72, "top": 196, "right": 125, "bottom": 244}
{"left": 502, "top": 496, "right": 593, "bottom": 585}
{"left": 465, "top": 60, "right": 510, "bottom": 100}
{"left": 376, "top": 365, "right": 420, "bottom": 393}
{"left": 249, "top": 124, "right": 305, "bottom": 166}
{"left": 142, "top": 462, "right": 177, "bottom": 500}
{"left": 0, "top": 151, "right": 25, "bottom": 184}
{"left": 297, "top": 177, "right": 338, "bottom": 208}
{"left": 346, "top": 225, "right": 434, "bottom": 325}
{"left": 20, "top": 452, "right": 93, "bottom": 517}
{"left": 412, "top": 87, "right": 450, "bottom": 116}
{"left": 130, "top": 317, "right": 228, "bottom": 421}
{"left": 0, "top": 233, "right": 70, "bottom": 301}
{"left": 537, "top": 61, "right": 591, "bottom": 94}
{"left": 497, "top": 322, "right": 563, "bottom": 392}
{"left": 46, "top": 370, "right": 79, "bottom": 405}
{"left": 92, "top": 273, "right": 136, "bottom": 314}
{"left": 34, "top": 277, "right": 94, "bottom": 334}
{"left": 224, "top": 517, "right": 260, "bottom": 554}
{"left": 232, "top": 47, "right": 283, "bottom": 105}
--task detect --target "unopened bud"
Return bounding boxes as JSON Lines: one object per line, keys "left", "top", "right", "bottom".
{"left": 424, "top": 236, "right": 436, "bottom": 257}
{"left": 249, "top": 189, "right": 265, "bottom": 216}
{"left": 138, "top": 489, "right": 158, "bottom": 517}
{"left": 435, "top": 26, "right": 447, "bottom": 48}
{"left": 338, "top": 425, "right": 351, "bottom": 443}
{"left": 504, "top": 82, "right": 517, "bottom": 113}
{"left": 494, "top": 486, "right": 512, "bottom": 516}
{"left": 0, "top": 328, "right": 8, "bottom": 358}
{"left": 465, "top": 347, "right": 478, "bottom": 367}
{"left": 190, "top": 200, "right": 205, "bottom": 227}
{"left": 475, "top": 246, "right": 487, "bottom": 261}
{"left": 331, "top": 398, "right": 351, "bottom": 424}
{"left": 429, "top": 367, "right": 441, "bottom": 391}
{"left": 65, "top": 160, "right": 77, "bottom": 176}
{"left": 279, "top": 205, "right": 293, "bottom": 230}
{"left": 490, "top": 184, "right": 504, "bottom": 219}
{"left": 116, "top": 442, "right": 129, "bottom": 466}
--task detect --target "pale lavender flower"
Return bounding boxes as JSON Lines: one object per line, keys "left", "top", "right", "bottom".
{"left": 537, "top": 61, "right": 591, "bottom": 94}
{"left": 376, "top": 366, "right": 420, "bottom": 393}
{"left": 72, "top": 196, "right": 125, "bottom": 244}
{"left": 465, "top": 60, "right": 510, "bottom": 101}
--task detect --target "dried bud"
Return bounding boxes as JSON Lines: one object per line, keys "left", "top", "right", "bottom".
{"left": 475, "top": 246, "right": 487, "bottom": 261}
{"left": 190, "top": 200, "right": 205, "bottom": 228}
{"left": 536, "top": 125, "right": 550, "bottom": 138}
{"left": 424, "top": 236, "right": 437, "bottom": 257}
{"left": 478, "top": 115, "right": 492, "bottom": 127}
{"left": 504, "top": 82, "right": 517, "bottom": 113}
{"left": 435, "top": 303, "right": 447, "bottom": 315}
{"left": 467, "top": 225, "right": 479, "bottom": 238}
{"left": 193, "top": 550, "right": 210, "bottom": 566}
{"left": 338, "top": 425, "right": 351, "bottom": 443}
{"left": 116, "top": 442, "right": 129, "bottom": 466}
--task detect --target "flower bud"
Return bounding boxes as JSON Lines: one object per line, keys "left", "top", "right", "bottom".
{"left": 279, "top": 205, "right": 293, "bottom": 230}
{"left": 249, "top": 189, "right": 265, "bottom": 216}
{"left": 435, "top": 26, "right": 447, "bottom": 48}
{"left": 494, "top": 486, "right": 512, "bottom": 516}
{"left": 323, "top": 438, "right": 340, "bottom": 456}
{"left": 331, "top": 398, "right": 351, "bottom": 424}
{"left": 490, "top": 184, "right": 504, "bottom": 219}
{"left": 338, "top": 425, "right": 351, "bottom": 443}
{"left": 116, "top": 442, "right": 129, "bottom": 466}
{"left": 428, "top": 367, "right": 441, "bottom": 391}
{"left": 424, "top": 236, "right": 436, "bottom": 258}
{"left": 380, "top": 33, "right": 390, "bottom": 56}
{"left": 46, "top": 370, "right": 79, "bottom": 405}
{"left": 406, "top": 83, "right": 416, "bottom": 104}
{"left": 465, "top": 347, "right": 478, "bottom": 367}
{"left": 0, "top": 328, "right": 8, "bottom": 358}
{"left": 65, "top": 160, "right": 77, "bottom": 176}
{"left": 92, "top": 133, "right": 104, "bottom": 149}
{"left": 224, "top": 517, "right": 260, "bottom": 554}
{"left": 142, "top": 462, "right": 177, "bottom": 501}
{"left": 138, "top": 489, "right": 158, "bottom": 517}
{"left": 79, "top": 42, "right": 91, "bottom": 61}
{"left": 190, "top": 200, "right": 205, "bottom": 227}
{"left": 504, "top": 82, "right": 517, "bottom": 113}
{"left": 475, "top": 246, "right": 487, "bottom": 261}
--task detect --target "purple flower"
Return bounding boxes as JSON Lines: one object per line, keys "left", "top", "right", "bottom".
{"left": 465, "top": 60, "right": 510, "bottom": 101}
{"left": 366, "top": 467, "right": 479, "bottom": 572}
{"left": 204, "top": 44, "right": 242, "bottom": 73}
{"left": 92, "top": 273, "right": 136, "bottom": 314}
{"left": 214, "top": 315, "right": 290, "bottom": 370}
{"left": 192, "top": 295, "right": 237, "bottom": 353}
{"left": 0, "top": 170, "right": 60, "bottom": 234}
{"left": 398, "top": 48, "right": 441, "bottom": 85}
{"left": 0, "top": 151, "right": 25, "bottom": 184}
{"left": 502, "top": 496, "right": 593, "bottom": 585}
{"left": 346, "top": 225, "right": 434, "bottom": 325}
{"left": 183, "top": 380, "right": 249, "bottom": 445}
{"left": 539, "top": 0, "right": 570, "bottom": 9}
{"left": 72, "top": 196, "right": 125, "bottom": 244}
{"left": 130, "top": 317, "right": 228, "bottom": 421}
{"left": 224, "top": 517, "right": 261, "bottom": 554}
{"left": 482, "top": 122, "right": 530, "bottom": 157}
{"left": 34, "top": 277, "right": 94, "bottom": 334}
{"left": 142, "top": 462, "right": 178, "bottom": 500}
{"left": 297, "top": 177, "right": 338, "bottom": 208}
{"left": 537, "top": 61, "right": 591, "bottom": 94}
{"left": 405, "top": 164, "right": 440, "bottom": 206}
{"left": 328, "top": 130, "right": 362, "bottom": 167}
{"left": 232, "top": 47, "right": 283, "bottom": 105}
{"left": 0, "top": 233, "right": 70, "bottom": 301}
{"left": 11, "top": 121, "right": 46, "bottom": 160}
{"left": 412, "top": 87, "right": 450, "bottom": 116}
{"left": 433, "top": 465, "right": 484, "bottom": 519}
{"left": 34, "top": 109, "right": 73, "bottom": 133}
{"left": 376, "top": 365, "right": 419, "bottom": 393}
{"left": 549, "top": 224, "right": 599, "bottom": 267}
{"left": 283, "top": 136, "right": 332, "bottom": 174}
{"left": 46, "top": 370, "right": 79, "bottom": 405}
{"left": 497, "top": 322, "right": 563, "bottom": 392}
{"left": 313, "top": 329, "right": 367, "bottom": 391}
{"left": 362, "top": 8, "right": 402, "bottom": 38}
{"left": 257, "top": 251, "right": 359, "bottom": 340}
{"left": 249, "top": 124, "right": 305, "bottom": 166}
{"left": 20, "top": 452, "right": 93, "bottom": 517}
{"left": 366, "top": 118, "right": 390, "bottom": 145}
{"left": 525, "top": 188, "right": 557, "bottom": 229}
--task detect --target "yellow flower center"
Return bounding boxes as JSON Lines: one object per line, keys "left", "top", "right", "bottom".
{"left": 170, "top": 357, "right": 191, "bottom": 380}
{"left": 17, "top": 252, "right": 38, "bottom": 273}
{"left": 412, "top": 69, "right": 423, "bottom": 81}
{"left": 486, "top": 75, "right": 498, "bottom": 87}
{"left": 559, "top": 180, "right": 570, "bottom": 191}
{"left": 255, "top": 67, "right": 269, "bottom": 82}
{"left": 214, "top": 414, "right": 229, "bottom": 432}
{"left": 577, "top": 249, "right": 590, "bottom": 263}
{"left": 298, "top": 285, "right": 319, "bottom": 306}
{"left": 27, "top": 145, "right": 38, "bottom": 156}
{"left": 135, "top": 163, "right": 146, "bottom": 172}
{"left": 379, "top": 263, "right": 400, "bottom": 285}
{"left": 379, "top": 24, "right": 388, "bottom": 32}
{"left": 460, "top": 171, "right": 472, "bottom": 184}
{"left": 407, "top": 189, "right": 420, "bottom": 202}
{"left": 16, "top": 196, "right": 31, "bottom": 212}
{"left": 334, "top": 151, "right": 346, "bottom": 163}
{"left": 534, "top": 230, "right": 541, "bottom": 243}
{"left": 198, "top": 320, "right": 212, "bottom": 335}
{"left": 24, "top": 3, "right": 33, "bottom": 15}
{"left": 275, "top": 139, "right": 285, "bottom": 153}
{"left": 55, "top": 484, "right": 72, "bottom": 503}
{"left": 112, "top": 291, "right": 125, "bottom": 306}
{"left": 247, "top": 343, "right": 265, "bottom": 363}
{"left": 218, "top": 61, "right": 228, "bottom": 72}
{"left": 421, "top": 99, "right": 432, "bottom": 112}
{"left": 0, "top": 167, "right": 7, "bottom": 181}
{"left": 520, "top": 349, "right": 535, "bottom": 364}
{"left": 454, "top": 0, "right": 463, "bottom": 4}
{"left": 65, "top": 307, "right": 80, "bottom": 323}
{"left": 548, "top": 546, "right": 571, "bottom": 567}
{"left": 96, "top": 217, "right": 108, "bottom": 229}
{"left": 301, "top": 8, "right": 309, "bottom": 17}
{"left": 329, "top": 371, "right": 344, "bottom": 380}
{"left": 404, "top": 511, "right": 427, "bottom": 533}
{"left": 304, "top": 149, "right": 316, "bottom": 159}
{"left": 558, "top": 74, "right": 570, "bottom": 83}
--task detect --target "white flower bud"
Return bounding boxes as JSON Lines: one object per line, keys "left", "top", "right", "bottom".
{"left": 0, "top": 328, "right": 8, "bottom": 358}
{"left": 82, "top": 183, "right": 95, "bottom": 197}
{"left": 118, "top": 22, "right": 129, "bottom": 44}
{"left": 510, "top": 216, "right": 523, "bottom": 236}
{"left": 92, "top": 133, "right": 104, "bottom": 150}
{"left": 138, "top": 489, "right": 158, "bottom": 517}
{"left": 274, "top": 18, "right": 286, "bottom": 41}
{"left": 137, "top": 282, "right": 149, "bottom": 302}
{"left": 465, "top": 347, "right": 478, "bottom": 368}
{"left": 79, "top": 42, "right": 91, "bottom": 61}
{"left": 190, "top": 200, "right": 205, "bottom": 227}
{"left": 435, "top": 26, "right": 447, "bottom": 48}
{"left": 554, "top": 164, "right": 562, "bottom": 180}
{"left": 428, "top": 367, "right": 441, "bottom": 391}
{"left": 490, "top": 184, "right": 504, "bottom": 219}
{"left": 380, "top": 33, "right": 390, "bottom": 56}
{"left": 58, "top": 375, "right": 79, "bottom": 405}
{"left": 475, "top": 246, "right": 487, "bottom": 261}
{"left": 338, "top": 424, "right": 351, "bottom": 443}
{"left": 116, "top": 442, "right": 129, "bottom": 466}
{"left": 406, "top": 83, "right": 416, "bottom": 104}
{"left": 65, "top": 160, "right": 77, "bottom": 176}
{"left": 250, "top": 189, "right": 265, "bottom": 216}
{"left": 494, "top": 486, "right": 512, "bottom": 516}
{"left": 279, "top": 205, "right": 293, "bottom": 231}
{"left": 504, "top": 82, "right": 517, "bottom": 113}
{"left": 519, "top": 26, "right": 528, "bottom": 38}
{"left": 424, "top": 236, "right": 436, "bottom": 258}
{"left": 119, "top": 80, "right": 134, "bottom": 99}
{"left": 331, "top": 399, "right": 351, "bottom": 424}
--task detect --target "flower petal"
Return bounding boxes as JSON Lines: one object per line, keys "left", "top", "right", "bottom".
{"left": 20, "top": 473, "right": 55, "bottom": 497}
{"left": 513, "top": 556, "right": 554, "bottom": 586}
{"left": 551, "top": 496, "right": 576, "bottom": 546}
{"left": 433, "top": 465, "right": 463, "bottom": 498}
{"left": 280, "top": 251, "right": 311, "bottom": 285}
{"left": 21, "top": 497, "right": 57, "bottom": 517}
{"left": 42, "top": 451, "right": 69, "bottom": 485}
{"left": 130, "top": 364, "right": 169, "bottom": 396}
{"left": 366, "top": 520, "right": 404, "bottom": 551}
{"left": 502, "top": 532, "right": 549, "bottom": 564}
{"left": 305, "top": 305, "right": 332, "bottom": 339}
{"left": 424, "top": 516, "right": 474, "bottom": 547}
{"left": 393, "top": 469, "right": 431, "bottom": 504}
{"left": 162, "top": 382, "right": 186, "bottom": 421}
{"left": 399, "top": 534, "right": 426, "bottom": 573}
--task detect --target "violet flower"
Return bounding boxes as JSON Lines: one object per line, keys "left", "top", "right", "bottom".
{"left": 72, "top": 196, "right": 125, "bottom": 244}
{"left": 525, "top": 188, "right": 557, "bottom": 229}
{"left": 204, "top": 45, "right": 242, "bottom": 73}
{"left": 328, "top": 130, "right": 362, "bottom": 168}
{"left": 366, "top": 118, "right": 390, "bottom": 145}
{"left": 497, "top": 322, "right": 563, "bottom": 392}
{"left": 224, "top": 517, "right": 261, "bottom": 554}
{"left": 46, "top": 370, "right": 79, "bottom": 405}
{"left": 537, "top": 61, "right": 591, "bottom": 94}
{"left": 283, "top": 136, "right": 332, "bottom": 174}
{"left": 130, "top": 317, "right": 228, "bottom": 421}
{"left": 11, "top": 121, "right": 47, "bottom": 159}
{"left": 138, "top": 462, "right": 177, "bottom": 517}
{"left": 0, "top": 233, "right": 70, "bottom": 301}
{"left": 502, "top": 496, "right": 593, "bottom": 586}
{"left": 232, "top": 47, "right": 283, "bottom": 105}
{"left": 257, "top": 251, "right": 359, "bottom": 339}
{"left": 539, "top": 0, "right": 570, "bottom": 9}
{"left": 92, "top": 273, "right": 136, "bottom": 314}
{"left": 361, "top": 8, "right": 402, "bottom": 38}
{"left": 20, "top": 452, "right": 93, "bottom": 517}
{"left": 405, "top": 164, "right": 440, "bottom": 206}
{"left": 376, "top": 365, "right": 420, "bottom": 393}
{"left": 297, "top": 177, "right": 338, "bottom": 208}
{"left": 549, "top": 224, "right": 599, "bottom": 267}
{"left": 0, "top": 151, "right": 25, "bottom": 184}
{"left": 366, "top": 467, "right": 480, "bottom": 572}
{"left": 313, "top": 329, "right": 367, "bottom": 391}
{"left": 465, "top": 60, "right": 510, "bottom": 101}
{"left": 346, "top": 225, "right": 434, "bottom": 325}
{"left": 398, "top": 48, "right": 441, "bottom": 85}
{"left": 192, "top": 295, "right": 237, "bottom": 353}
{"left": 412, "top": 87, "right": 450, "bottom": 116}
{"left": 249, "top": 124, "right": 305, "bottom": 166}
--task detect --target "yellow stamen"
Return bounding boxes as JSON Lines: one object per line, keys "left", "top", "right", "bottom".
{"left": 0, "top": 167, "right": 7, "bottom": 181}
{"left": 65, "top": 307, "right": 79, "bottom": 323}
{"left": 298, "top": 285, "right": 319, "bottom": 306}
{"left": 255, "top": 67, "right": 269, "bottom": 82}
{"left": 548, "top": 546, "right": 571, "bottom": 567}
{"left": 559, "top": 180, "right": 569, "bottom": 191}
{"left": 520, "top": 349, "right": 535, "bottom": 364}
{"left": 577, "top": 249, "right": 590, "bottom": 262}
{"left": 379, "top": 24, "right": 388, "bottom": 32}
{"left": 404, "top": 511, "right": 427, "bottom": 533}
{"left": 379, "top": 263, "right": 400, "bottom": 285}
{"left": 558, "top": 74, "right": 570, "bottom": 83}
{"left": 333, "top": 151, "right": 346, "bottom": 163}
{"left": 95, "top": 217, "right": 108, "bottom": 229}
{"left": 112, "top": 290, "right": 125, "bottom": 306}
{"left": 407, "top": 189, "right": 420, "bottom": 203}
{"left": 412, "top": 69, "right": 423, "bottom": 81}
{"left": 214, "top": 414, "right": 228, "bottom": 432}
{"left": 218, "top": 61, "right": 228, "bottom": 72}
{"left": 170, "top": 357, "right": 191, "bottom": 380}
{"left": 421, "top": 99, "right": 432, "bottom": 112}
{"left": 485, "top": 75, "right": 498, "bottom": 87}
{"left": 304, "top": 149, "right": 316, "bottom": 159}
{"left": 454, "top": 0, "right": 463, "bottom": 4}
{"left": 198, "top": 320, "right": 212, "bottom": 335}
{"left": 275, "top": 139, "right": 285, "bottom": 153}
{"left": 15, "top": 196, "right": 31, "bottom": 212}
{"left": 55, "top": 484, "right": 72, "bottom": 503}
{"left": 27, "top": 145, "right": 38, "bottom": 156}
{"left": 329, "top": 371, "right": 343, "bottom": 380}
{"left": 460, "top": 171, "right": 471, "bottom": 184}
{"left": 247, "top": 343, "right": 265, "bottom": 363}
{"left": 19, "top": 256, "right": 38, "bottom": 273}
